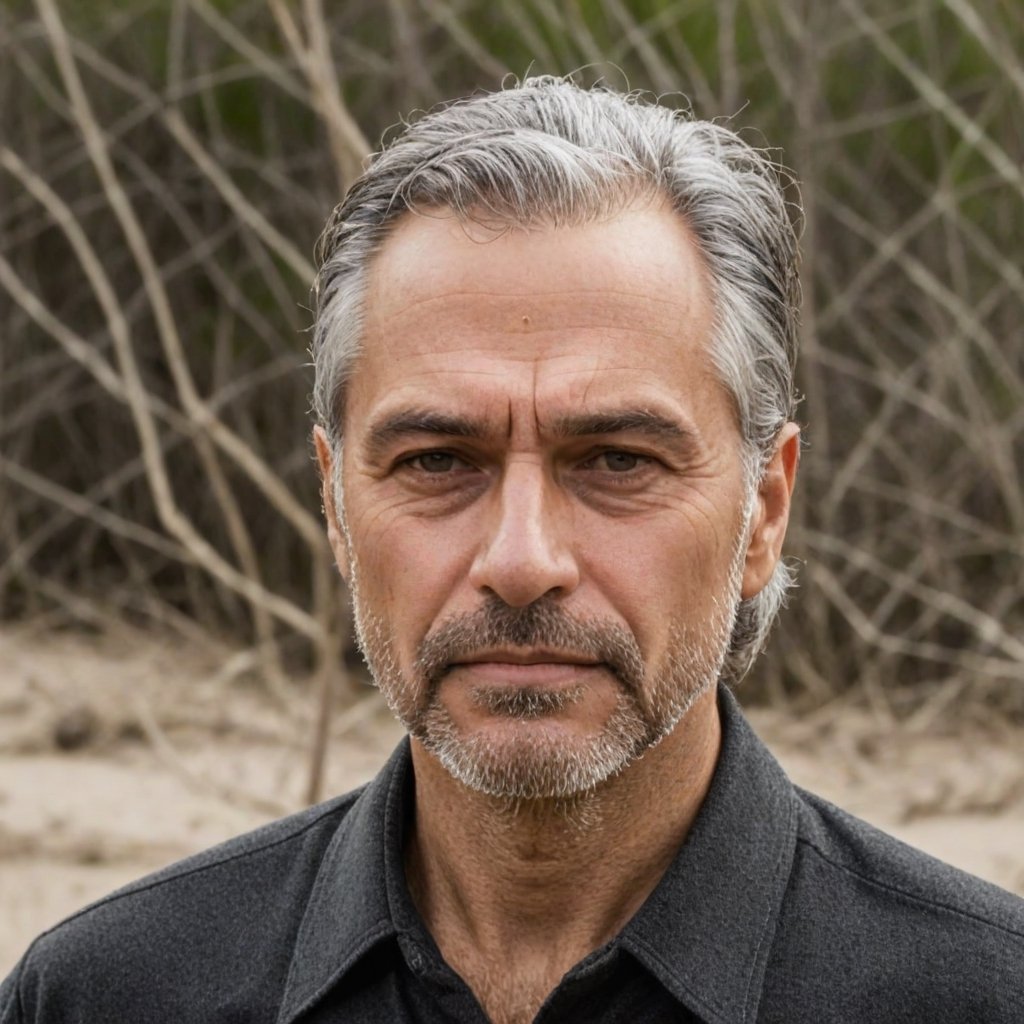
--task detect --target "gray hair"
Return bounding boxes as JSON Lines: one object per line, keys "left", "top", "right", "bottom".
{"left": 312, "top": 75, "right": 801, "bottom": 682}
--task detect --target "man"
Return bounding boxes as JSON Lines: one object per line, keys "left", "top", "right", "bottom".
{"left": 2, "top": 76, "right": 1022, "bottom": 1024}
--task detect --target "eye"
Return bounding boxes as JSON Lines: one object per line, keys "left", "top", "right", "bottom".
{"left": 583, "top": 450, "right": 650, "bottom": 473}
{"left": 400, "top": 450, "right": 473, "bottom": 474}
{"left": 417, "top": 452, "right": 456, "bottom": 472}
{"left": 391, "top": 448, "right": 486, "bottom": 508}
{"left": 598, "top": 451, "right": 642, "bottom": 472}
{"left": 411, "top": 452, "right": 456, "bottom": 473}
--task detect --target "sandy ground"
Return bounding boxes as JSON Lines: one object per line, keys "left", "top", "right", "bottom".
{"left": 2, "top": 622, "right": 1023, "bottom": 976}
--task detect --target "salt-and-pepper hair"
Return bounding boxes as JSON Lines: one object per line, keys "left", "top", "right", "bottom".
{"left": 311, "top": 75, "right": 801, "bottom": 682}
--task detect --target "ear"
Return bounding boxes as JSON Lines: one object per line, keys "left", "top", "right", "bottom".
{"left": 741, "top": 422, "right": 800, "bottom": 600}
{"left": 313, "top": 425, "right": 350, "bottom": 582}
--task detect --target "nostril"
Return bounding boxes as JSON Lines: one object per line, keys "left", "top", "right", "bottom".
{"left": 469, "top": 549, "right": 581, "bottom": 609}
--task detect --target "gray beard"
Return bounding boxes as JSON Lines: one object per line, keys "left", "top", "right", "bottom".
{"left": 349, "top": 580, "right": 741, "bottom": 802}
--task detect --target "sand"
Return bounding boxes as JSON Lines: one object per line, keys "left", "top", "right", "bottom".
{"left": 2, "top": 622, "right": 1022, "bottom": 975}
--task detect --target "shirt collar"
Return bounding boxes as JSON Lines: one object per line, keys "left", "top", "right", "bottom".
{"left": 277, "top": 738, "right": 411, "bottom": 1024}
{"left": 619, "top": 686, "right": 798, "bottom": 1024}
{"left": 277, "top": 687, "right": 798, "bottom": 1024}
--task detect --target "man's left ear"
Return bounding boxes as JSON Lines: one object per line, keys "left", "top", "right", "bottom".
{"left": 741, "top": 422, "right": 800, "bottom": 600}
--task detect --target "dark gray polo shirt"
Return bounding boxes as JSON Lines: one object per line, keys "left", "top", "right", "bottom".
{"left": 3, "top": 688, "right": 1023, "bottom": 1023}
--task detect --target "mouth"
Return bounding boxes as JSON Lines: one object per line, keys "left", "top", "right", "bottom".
{"left": 450, "top": 648, "right": 603, "bottom": 668}
{"left": 446, "top": 650, "right": 608, "bottom": 688}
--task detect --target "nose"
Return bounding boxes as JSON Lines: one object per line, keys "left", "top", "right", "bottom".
{"left": 468, "top": 459, "right": 580, "bottom": 608}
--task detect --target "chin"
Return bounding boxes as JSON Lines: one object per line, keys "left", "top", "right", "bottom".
{"left": 413, "top": 694, "right": 663, "bottom": 802}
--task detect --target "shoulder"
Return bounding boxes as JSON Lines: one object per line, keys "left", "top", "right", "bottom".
{"left": 764, "top": 786, "right": 1024, "bottom": 1021}
{"left": 0, "top": 787, "right": 364, "bottom": 1024}
{"left": 792, "top": 786, "right": 1024, "bottom": 937}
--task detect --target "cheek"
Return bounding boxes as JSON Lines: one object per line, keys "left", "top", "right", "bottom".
{"left": 578, "top": 508, "right": 740, "bottom": 639}
{"left": 348, "top": 506, "right": 475, "bottom": 636}
{"left": 584, "top": 506, "right": 736, "bottom": 585}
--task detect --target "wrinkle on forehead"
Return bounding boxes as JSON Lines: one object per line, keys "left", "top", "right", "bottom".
{"left": 346, "top": 203, "right": 728, "bottom": 447}
{"left": 367, "top": 291, "right": 705, "bottom": 356}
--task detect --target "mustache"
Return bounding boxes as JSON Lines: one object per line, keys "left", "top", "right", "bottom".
{"left": 414, "top": 597, "right": 645, "bottom": 692}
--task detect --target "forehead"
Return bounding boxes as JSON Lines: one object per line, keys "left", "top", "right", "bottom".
{"left": 344, "top": 204, "right": 727, "bottom": 437}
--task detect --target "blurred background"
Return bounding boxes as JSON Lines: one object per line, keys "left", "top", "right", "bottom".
{"left": 1, "top": 0, "right": 1022, "bottom": 969}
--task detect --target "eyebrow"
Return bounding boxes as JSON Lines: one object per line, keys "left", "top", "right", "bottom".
{"left": 362, "top": 406, "right": 699, "bottom": 461}
{"left": 551, "top": 409, "right": 702, "bottom": 461}
{"left": 363, "top": 409, "right": 485, "bottom": 462}
{"left": 551, "top": 409, "right": 693, "bottom": 442}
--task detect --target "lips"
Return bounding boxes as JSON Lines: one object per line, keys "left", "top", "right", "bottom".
{"left": 413, "top": 597, "right": 645, "bottom": 693}
{"left": 446, "top": 652, "right": 607, "bottom": 687}
{"left": 451, "top": 649, "right": 602, "bottom": 668}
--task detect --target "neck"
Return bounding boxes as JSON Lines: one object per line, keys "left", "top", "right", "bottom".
{"left": 403, "top": 687, "right": 721, "bottom": 1018}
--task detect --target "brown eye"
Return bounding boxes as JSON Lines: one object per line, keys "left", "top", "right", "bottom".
{"left": 601, "top": 451, "right": 641, "bottom": 472}
{"left": 414, "top": 452, "right": 458, "bottom": 473}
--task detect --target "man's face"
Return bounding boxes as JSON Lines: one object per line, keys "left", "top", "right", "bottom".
{"left": 320, "top": 204, "right": 781, "bottom": 800}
